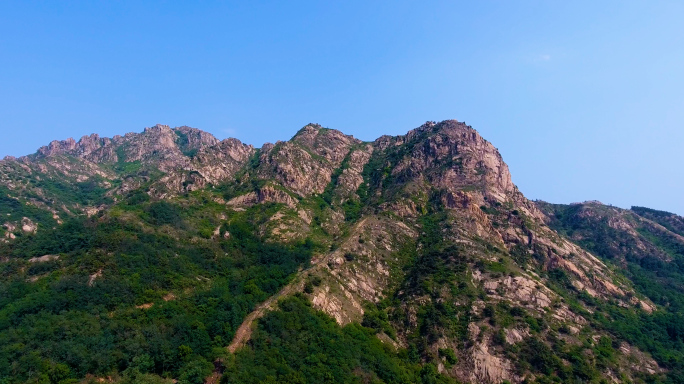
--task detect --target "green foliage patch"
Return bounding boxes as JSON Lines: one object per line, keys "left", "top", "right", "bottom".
{"left": 0, "top": 185, "right": 56, "bottom": 227}
{"left": 0, "top": 201, "right": 315, "bottom": 383}
{"left": 223, "top": 295, "right": 456, "bottom": 384}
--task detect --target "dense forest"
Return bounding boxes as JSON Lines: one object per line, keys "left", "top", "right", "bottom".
{"left": 0, "top": 193, "right": 316, "bottom": 383}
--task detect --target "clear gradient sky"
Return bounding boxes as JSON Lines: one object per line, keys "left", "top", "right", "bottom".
{"left": 1, "top": 1, "right": 683, "bottom": 214}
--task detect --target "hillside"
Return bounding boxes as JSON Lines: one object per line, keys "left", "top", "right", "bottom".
{"left": 0, "top": 121, "right": 681, "bottom": 384}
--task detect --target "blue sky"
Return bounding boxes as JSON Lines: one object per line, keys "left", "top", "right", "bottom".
{"left": 1, "top": 1, "right": 683, "bottom": 214}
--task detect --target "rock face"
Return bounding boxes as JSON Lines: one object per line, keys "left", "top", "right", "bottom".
{"left": 252, "top": 125, "right": 361, "bottom": 196}
{"left": 381, "top": 120, "right": 515, "bottom": 199}
{"left": 0, "top": 120, "right": 672, "bottom": 384}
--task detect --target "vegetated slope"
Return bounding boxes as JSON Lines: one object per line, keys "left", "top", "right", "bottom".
{"left": 539, "top": 201, "right": 684, "bottom": 382}
{"left": 0, "top": 120, "right": 675, "bottom": 384}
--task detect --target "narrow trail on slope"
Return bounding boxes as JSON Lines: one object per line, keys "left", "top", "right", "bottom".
{"left": 226, "top": 217, "right": 369, "bottom": 354}
{"left": 226, "top": 274, "right": 303, "bottom": 353}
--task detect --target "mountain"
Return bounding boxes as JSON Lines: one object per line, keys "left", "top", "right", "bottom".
{"left": 0, "top": 120, "right": 682, "bottom": 384}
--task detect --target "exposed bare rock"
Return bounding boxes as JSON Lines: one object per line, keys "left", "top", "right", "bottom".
{"left": 619, "top": 342, "right": 664, "bottom": 375}
{"left": 3, "top": 222, "right": 16, "bottom": 239}
{"left": 255, "top": 141, "right": 334, "bottom": 196}
{"left": 250, "top": 125, "right": 362, "bottom": 197}
{"left": 38, "top": 137, "right": 78, "bottom": 157}
{"left": 311, "top": 284, "right": 362, "bottom": 325}
{"left": 468, "top": 338, "right": 515, "bottom": 384}
{"left": 334, "top": 145, "right": 373, "bottom": 199}
{"left": 227, "top": 185, "right": 298, "bottom": 209}
{"left": 28, "top": 254, "right": 59, "bottom": 263}
{"left": 88, "top": 269, "right": 103, "bottom": 286}
{"left": 304, "top": 216, "right": 418, "bottom": 324}
{"left": 191, "top": 138, "right": 255, "bottom": 183}
{"left": 505, "top": 327, "right": 530, "bottom": 344}
{"left": 379, "top": 120, "right": 514, "bottom": 201}
{"left": 485, "top": 274, "right": 553, "bottom": 309}
{"left": 175, "top": 126, "right": 220, "bottom": 148}
{"left": 290, "top": 124, "right": 362, "bottom": 167}
{"left": 226, "top": 193, "right": 259, "bottom": 207}
{"left": 297, "top": 209, "right": 312, "bottom": 224}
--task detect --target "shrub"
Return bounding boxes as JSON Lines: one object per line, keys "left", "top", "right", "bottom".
{"left": 147, "top": 201, "right": 183, "bottom": 227}
{"left": 438, "top": 348, "right": 457, "bottom": 365}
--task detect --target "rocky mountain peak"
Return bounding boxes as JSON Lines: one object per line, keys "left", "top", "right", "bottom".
{"left": 291, "top": 123, "right": 325, "bottom": 139}
{"left": 37, "top": 137, "right": 78, "bottom": 157}
{"left": 404, "top": 119, "right": 473, "bottom": 139}
{"left": 138, "top": 123, "right": 178, "bottom": 147}
{"left": 143, "top": 123, "right": 172, "bottom": 133}
{"left": 173, "top": 126, "right": 220, "bottom": 148}
{"left": 231, "top": 124, "right": 366, "bottom": 197}
{"left": 371, "top": 119, "right": 515, "bottom": 204}
{"left": 291, "top": 124, "right": 361, "bottom": 152}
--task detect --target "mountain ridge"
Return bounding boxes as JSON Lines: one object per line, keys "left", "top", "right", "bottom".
{"left": 0, "top": 120, "right": 682, "bottom": 383}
